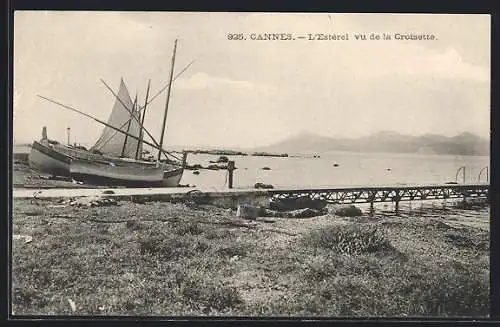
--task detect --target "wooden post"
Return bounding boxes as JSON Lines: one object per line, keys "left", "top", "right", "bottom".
{"left": 394, "top": 190, "right": 400, "bottom": 216}
{"left": 181, "top": 151, "right": 188, "bottom": 168}
{"left": 227, "top": 161, "right": 235, "bottom": 189}
{"left": 369, "top": 192, "right": 375, "bottom": 217}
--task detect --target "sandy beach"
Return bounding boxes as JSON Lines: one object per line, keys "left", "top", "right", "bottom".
{"left": 12, "top": 192, "right": 489, "bottom": 317}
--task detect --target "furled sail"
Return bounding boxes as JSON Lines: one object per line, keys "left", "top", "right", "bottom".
{"left": 91, "top": 79, "right": 143, "bottom": 158}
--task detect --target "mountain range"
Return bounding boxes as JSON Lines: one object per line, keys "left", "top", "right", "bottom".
{"left": 256, "top": 131, "right": 490, "bottom": 156}
{"left": 13, "top": 131, "right": 490, "bottom": 157}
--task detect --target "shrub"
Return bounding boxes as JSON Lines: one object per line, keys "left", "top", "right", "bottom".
{"left": 180, "top": 276, "right": 243, "bottom": 312}
{"left": 174, "top": 222, "right": 204, "bottom": 236}
{"left": 126, "top": 220, "right": 143, "bottom": 231}
{"left": 215, "top": 243, "right": 248, "bottom": 258}
{"left": 444, "top": 230, "right": 489, "bottom": 251}
{"left": 204, "top": 228, "right": 234, "bottom": 240}
{"left": 303, "top": 224, "right": 393, "bottom": 255}
{"left": 138, "top": 235, "right": 210, "bottom": 259}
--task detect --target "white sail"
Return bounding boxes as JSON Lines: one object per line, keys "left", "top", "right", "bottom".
{"left": 91, "top": 79, "right": 142, "bottom": 158}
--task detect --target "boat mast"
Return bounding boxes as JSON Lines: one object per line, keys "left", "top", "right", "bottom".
{"left": 97, "top": 61, "right": 194, "bottom": 151}
{"left": 121, "top": 93, "right": 137, "bottom": 157}
{"left": 140, "top": 59, "right": 195, "bottom": 112}
{"left": 37, "top": 95, "right": 176, "bottom": 159}
{"left": 157, "top": 39, "right": 178, "bottom": 161}
{"left": 99, "top": 79, "right": 179, "bottom": 161}
{"left": 135, "top": 79, "right": 151, "bottom": 160}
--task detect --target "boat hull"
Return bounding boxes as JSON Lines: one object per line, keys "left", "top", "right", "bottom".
{"left": 28, "top": 141, "right": 72, "bottom": 177}
{"left": 161, "top": 167, "right": 184, "bottom": 187}
{"left": 28, "top": 140, "right": 185, "bottom": 187}
{"left": 70, "top": 159, "right": 166, "bottom": 187}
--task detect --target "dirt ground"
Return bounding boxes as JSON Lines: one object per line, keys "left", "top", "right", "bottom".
{"left": 12, "top": 160, "right": 111, "bottom": 189}
{"left": 11, "top": 196, "right": 489, "bottom": 317}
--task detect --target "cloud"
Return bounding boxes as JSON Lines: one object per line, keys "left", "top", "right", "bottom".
{"left": 399, "top": 47, "right": 489, "bottom": 82}
{"left": 315, "top": 43, "right": 490, "bottom": 84}
{"left": 13, "top": 12, "right": 490, "bottom": 147}
{"left": 175, "top": 72, "right": 272, "bottom": 93}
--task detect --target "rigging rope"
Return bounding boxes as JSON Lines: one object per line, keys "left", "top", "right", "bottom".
{"left": 95, "top": 64, "right": 194, "bottom": 159}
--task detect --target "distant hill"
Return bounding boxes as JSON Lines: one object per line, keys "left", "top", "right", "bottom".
{"left": 256, "top": 131, "right": 490, "bottom": 156}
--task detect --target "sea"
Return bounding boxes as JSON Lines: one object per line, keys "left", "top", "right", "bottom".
{"left": 14, "top": 144, "right": 489, "bottom": 190}
{"left": 180, "top": 151, "right": 490, "bottom": 190}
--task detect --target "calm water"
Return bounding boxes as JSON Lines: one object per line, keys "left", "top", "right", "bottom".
{"left": 180, "top": 151, "right": 490, "bottom": 190}
{"left": 14, "top": 144, "right": 489, "bottom": 189}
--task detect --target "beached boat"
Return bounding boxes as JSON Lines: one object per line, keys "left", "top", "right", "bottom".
{"left": 29, "top": 134, "right": 174, "bottom": 187}
{"left": 29, "top": 138, "right": 72, "bottom": 178}
{"left": 29, "top": 40, "right": 186, "bottom": 187}
{"left": 29, "top": 79, "right": 185, "bottom": 186}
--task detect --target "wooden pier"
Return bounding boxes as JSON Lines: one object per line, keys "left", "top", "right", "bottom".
{"left": 269, "top": 183, "right": 489, "bottom": 203}
{"left": 267, "top": 183, "right": 489, "bottom": 214}
{"left": 14, "top": 183, "right": 488, "bottom": 213}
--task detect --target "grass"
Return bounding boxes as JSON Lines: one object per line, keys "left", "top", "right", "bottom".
{"left": 302, "top": 224, "right": 394, "bottom": 255}
{"left": 11, "top": 199, "right": 490, "bottom": 317}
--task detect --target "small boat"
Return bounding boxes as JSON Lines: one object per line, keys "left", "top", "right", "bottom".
{"left": 30, "top": 127, "right": 185, "bottom": 187}
{"left": 29, "top": 40, "right": 186, "bottom": 187}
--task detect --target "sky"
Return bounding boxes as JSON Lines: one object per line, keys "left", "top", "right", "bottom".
{"left": 13, "top": 12, "right": 490, "bottom": 148}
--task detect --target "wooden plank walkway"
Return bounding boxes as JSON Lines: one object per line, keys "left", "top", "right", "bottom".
{"left": 269, "top": 183, "right": 489, "bottom": 203}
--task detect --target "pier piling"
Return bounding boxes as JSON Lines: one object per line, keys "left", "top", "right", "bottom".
{"left": 394, "top": 190, "right": 401, "bottom": 216}
{"left": 369, "top": 192, "right": 375, "bottom": 216}
{"left": 227, "top": 161, "right": 235, "bottom": 189}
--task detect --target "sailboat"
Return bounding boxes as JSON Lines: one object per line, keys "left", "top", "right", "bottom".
{"left": 28, "top": 40, "right": 186, "bottom": 187}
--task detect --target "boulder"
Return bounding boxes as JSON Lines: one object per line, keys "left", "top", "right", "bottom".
{"left": 260, "top": 207, "right": 328, "bottom": 218}
{"left": 334, "top": 204, "right": 362, "bottom": 217}
{"left": 69, "top": 196, "right": 119, "bottom": 208}
{"left": 270, "top": 196, "right": 327, "bottom": 211}
{"left": 207, "top": 164, "right": 227, "bottom": 170}
{"left": 209, "top": 155, "right": 229, "bottom": 163}
{"left": 236, "top": 204, "right": 261, "bottom": 220}
{"left": 186, "top": 164, "right": 203, "bottom": 170}
{"left": 255, "top": 183, "right": 274, "bottom": 189}
{"left": 286, "top": 208, "right": 328, "bottom": 218}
